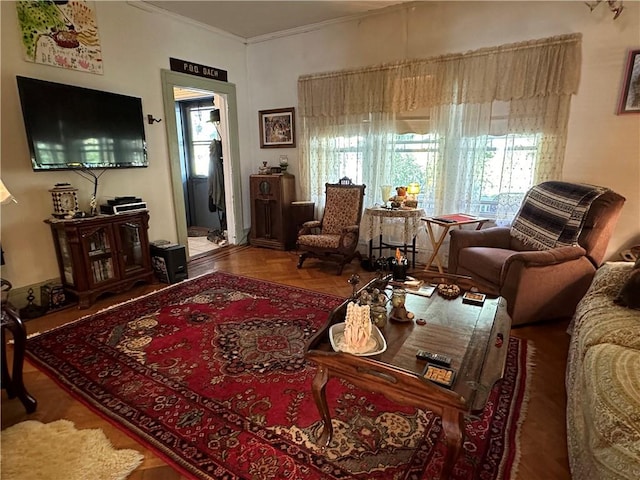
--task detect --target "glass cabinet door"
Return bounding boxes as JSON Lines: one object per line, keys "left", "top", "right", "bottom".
{"left": 55, "top": 228, "right": 75, "bottom": 286}
{"left": 115, "top": 220, "right": 145, "bottom": 275}
{"left": 81, "top": 225, "right": 116, "bottom": 285}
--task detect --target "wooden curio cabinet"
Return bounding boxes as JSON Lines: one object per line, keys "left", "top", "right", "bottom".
{"left": 46, "top": 211, "right": 154, "bottom": 308}
{"left": 249, "top": 174, "right": 296, "bottom": 250}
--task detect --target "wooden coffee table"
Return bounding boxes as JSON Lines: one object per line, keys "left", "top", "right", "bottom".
{"left": 305, "top": 275, "right": 511, "bottom": 479}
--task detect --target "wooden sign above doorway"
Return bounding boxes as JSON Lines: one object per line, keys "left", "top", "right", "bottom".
{"left": 169, "top": 57, "right": 228, "bottom": 82}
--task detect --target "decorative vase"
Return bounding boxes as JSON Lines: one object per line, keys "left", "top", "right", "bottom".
{"left": 380, "top": 185, "right": 392, "bottom": 206}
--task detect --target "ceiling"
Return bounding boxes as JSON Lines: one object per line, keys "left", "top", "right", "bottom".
{"left": 143, "top": 1, "right": 408, "bottom": 40}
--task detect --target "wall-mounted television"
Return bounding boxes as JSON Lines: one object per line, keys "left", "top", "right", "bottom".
{"left": 17, "top": 76, "right": 148, "bottom": 171}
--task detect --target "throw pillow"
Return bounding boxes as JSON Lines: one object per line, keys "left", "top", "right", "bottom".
{"left": 614, "top": 257, "right": 640, "bottom": 310}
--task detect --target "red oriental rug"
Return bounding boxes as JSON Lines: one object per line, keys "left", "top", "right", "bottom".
{"left": 25, "top": 272, "right": 532, "bottom": 480}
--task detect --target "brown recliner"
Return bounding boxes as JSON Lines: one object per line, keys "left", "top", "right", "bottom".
{"left": 297, "top": 178, "right": 366, "bottom": 275}
{"left": 448, "top": 187, "right": 625, "bottom": 326}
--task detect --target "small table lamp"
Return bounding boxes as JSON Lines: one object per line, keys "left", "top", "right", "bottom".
{"left": 0, "top": 179, "right": 16, "bottom": 205}
{"left": 405, "top": 183, "right": 420, "bottom": 208}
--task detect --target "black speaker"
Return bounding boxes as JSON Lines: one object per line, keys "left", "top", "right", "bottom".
{"left": 150, "top": 244, "right": 188, "bottom": 284}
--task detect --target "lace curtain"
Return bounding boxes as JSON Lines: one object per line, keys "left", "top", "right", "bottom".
{"left": 298, "top": 34, "right": 581, "bottom": 220}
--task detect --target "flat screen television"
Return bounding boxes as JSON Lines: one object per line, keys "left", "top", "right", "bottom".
{"left": 17, "top": 76, "right": 148, "bottom": 171}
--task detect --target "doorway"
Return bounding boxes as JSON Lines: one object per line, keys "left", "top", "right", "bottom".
{"left": 161, "top": 70, "right": 244, "bottom": 259}
{"left": 175, "top": 93, "right": 226, "bottom": 258}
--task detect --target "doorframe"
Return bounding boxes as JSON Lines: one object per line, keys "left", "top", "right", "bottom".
{"left": 160, "top": 69, "right": 244, "bottom": 255}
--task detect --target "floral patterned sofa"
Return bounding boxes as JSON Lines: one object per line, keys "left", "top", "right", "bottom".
{"left": 566, "top": 262, "right": 640, "bottom": 479}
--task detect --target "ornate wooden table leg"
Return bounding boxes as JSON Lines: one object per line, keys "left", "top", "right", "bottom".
{"left": 311, "top": 365, "right": 332, "bottom": 448}
{"left": 1, "top": 306, "right": 37, "bottom": 413}
{"left": 439, "top": 408, "right": 464, "bottom": 479}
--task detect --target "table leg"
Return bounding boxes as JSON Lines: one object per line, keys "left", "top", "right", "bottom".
{"left": 474, "top": 220, "right": 488, "bottom": 230}
{"left": 440, "top": 408, "right": 464, "bottom": 479}
{"left": 411, "top": 236, "right": 417, "bottom": 268}
{"left": 311, "top": 366, "right": 332, "bottom": 448}
{"left": 1, "top": 325, "right": 15, "bottom": 397}
{"left": 425, "top": 223, "right": 450, "bottom": 273}
{"left": 1, "top": 307, "right": 37, "bottom": 413}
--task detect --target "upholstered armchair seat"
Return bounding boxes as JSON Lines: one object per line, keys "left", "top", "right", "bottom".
{"left": 297, "top": 234, "right": 341, "bottom": 249}
{"left": 449, "top": 184, "right": 625, "bottom": 326}
{"left": 297, "top": 178, "right": 366, "bottom": 275}
{"left": 454, "top": 228, "right": 590, "bottom": 295}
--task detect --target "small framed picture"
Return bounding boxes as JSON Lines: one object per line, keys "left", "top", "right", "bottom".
{"left": 462, "top": 291, "right": 486, "bottom": 306}
{"left": 259, "top": 107, "right": 296, "bottom": 148}
{"left": 617, "top": 49, "right": 640, "bottom": 114}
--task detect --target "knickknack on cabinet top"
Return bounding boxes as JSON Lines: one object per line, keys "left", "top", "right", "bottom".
{"left": 46, "top": 211, "right": 154, "bottom": 308}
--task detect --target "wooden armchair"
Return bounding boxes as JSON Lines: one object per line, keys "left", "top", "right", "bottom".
{"left": 297, "top": 178, "right": 366, "bottom": 275}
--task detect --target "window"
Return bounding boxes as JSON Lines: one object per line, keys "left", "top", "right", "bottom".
{"left": 389, "top": 133, "right": 440, "bottom": 213}
{"left": 474, "top": 134, "right": 539, "bottom": 218}
{"left": 321, "top": 135, "right": 365, "bottom": 184}
{"left": 330, "top": 130, "right": 539, "bottom": 220}
{"left": 179, "top": 100, "right": 219, "bottom": 177}
{"left": 298, "top": 34, "right": 580, "bottom": 227}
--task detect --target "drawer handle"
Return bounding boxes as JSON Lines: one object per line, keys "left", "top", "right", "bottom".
{"left": 356, "top": 367, "right": 397, "bottom": 384}
{"left": 495, "top": 333, "right": 504, "bottom": 348}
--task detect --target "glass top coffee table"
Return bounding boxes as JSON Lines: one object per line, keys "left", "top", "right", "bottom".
{"left": 305, "top": 274, "right": 511, "bottom": 479}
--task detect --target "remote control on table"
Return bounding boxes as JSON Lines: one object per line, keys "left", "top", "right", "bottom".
{"left": 416, "top": 350, "right": 452, "bottom": 367}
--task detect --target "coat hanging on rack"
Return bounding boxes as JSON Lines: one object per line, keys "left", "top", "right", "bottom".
{"left": 208, "top": 139, "right": 225, "bottom": 213}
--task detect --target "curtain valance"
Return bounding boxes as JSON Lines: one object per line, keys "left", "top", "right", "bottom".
{"left": 298, "top": 33, "right": 581, "bottom": 117}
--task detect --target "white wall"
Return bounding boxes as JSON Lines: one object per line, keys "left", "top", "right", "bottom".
{"left": 1, "top": 1, "right": 249, "bottom": 289}
{"left": 246, "top": 1, "right": 640, "bottom": 256}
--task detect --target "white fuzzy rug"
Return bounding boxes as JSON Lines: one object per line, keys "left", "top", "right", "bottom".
{"left": 1, "top": 420, "right": 144, "bottom": 480}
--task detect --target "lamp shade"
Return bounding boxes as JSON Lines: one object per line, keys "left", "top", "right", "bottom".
{"left": 0, "top": 179, "right": 16, "bottom": 205}
{"left": 407, "top": 183, "right": 421, "bottom": 195}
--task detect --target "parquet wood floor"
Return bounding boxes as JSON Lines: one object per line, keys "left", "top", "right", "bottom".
{"left": 1, "top": 246, "right": 571, "bottom": 479}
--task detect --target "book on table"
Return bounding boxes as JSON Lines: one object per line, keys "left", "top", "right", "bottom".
{"left": 409, "top": 285, "right": 436, "bottom": 297}
{"left": 432, "top": 213, "right": 478, "bottom": 223}
{"left": 389, "top": 276, "right": 424, "bottom": 289}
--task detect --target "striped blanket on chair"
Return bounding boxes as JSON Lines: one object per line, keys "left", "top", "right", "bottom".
{"left": 510, "top": 181, "right": 609, "bottom": 250}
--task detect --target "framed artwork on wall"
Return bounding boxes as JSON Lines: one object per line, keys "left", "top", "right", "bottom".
{"left": 259, "top": 108, "right": 296, "bottom": 148}
{"left": 617, "top": 49, "right": 640, "bottom": 114}
{"left": 16, "top": 0, "right": 103, "bottom": 75}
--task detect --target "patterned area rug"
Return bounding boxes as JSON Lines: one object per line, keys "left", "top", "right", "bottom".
{"left": 25, "top": 272, "right": 531, "bottom": 480}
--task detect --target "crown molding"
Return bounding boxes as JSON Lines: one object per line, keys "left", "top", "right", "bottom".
{"left": 128, "top": 1, "right": 247, "bottom": 44}
{"left": 246, "top": 2, "right": 414, "bottom": 45}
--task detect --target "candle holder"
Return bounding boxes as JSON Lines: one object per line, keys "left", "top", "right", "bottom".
{"left": 390, "top": 287, "right": 414, "bottom": 322}
{"left": 391, "top": 257, "right": 408, "bottom": 281}
{"left": 279, "top": 155, "right": 289, "bottom": 172}
{"left": 371, "top": 305, "right": 388, "bottom": 329}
